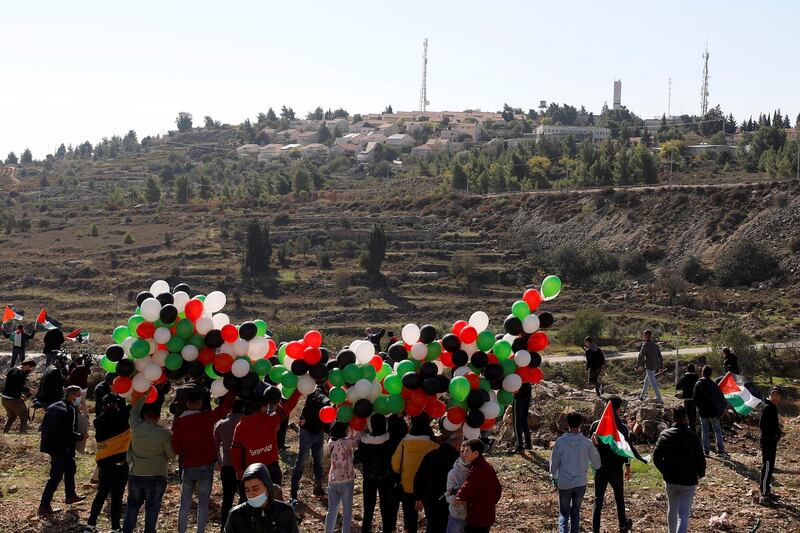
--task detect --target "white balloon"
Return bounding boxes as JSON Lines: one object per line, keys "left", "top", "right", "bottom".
{"left": 349, "top": 339, "right": 361, "bottom": 351}
{"left": 514, "top": 350, "right": 531, "bottom": 367}
{"left": 195, "top": 317, "right": 214, "bottom": 335}
{"left": 353, "top": 379, "right": 372, "bottom": 400}
{"left": 247, "top": 337, "right": 269, "bottom": 360}
{"left": 283, "top": 355, "right": 296, "bottom": 368}
{"left": 210, "top": 378, "right": 228, "bottom": 398}
{"left": 120, "top": 387, "right": 133, "bottom": 399}
{"left": 172, "top": 291, "right": 190, "bottom": 313}
{"left": 143, "top": 363, "right": 162, "bottom": 382}
{"left": 453, "top": 366, "right": 470, "bottom": 377}
{"left": 212, "top": 313, "right": 230, "bottom": 329}
{"left": 442, "top": 418, "right": 462, "bottom": 431}
{"left": 522, "top": 314, "right": 540, "bottom": 334}
{"left": 219, "top": 342, "right": 235, "bottom": 355}
{"left": 502, "top": 373, "right": 522, "bottom": 393}
{"left": 480, "top": 401, "right": 501, "bottom": 420}
{"left": 181, "top": 345, "right": 199, "bottom": 362}
{"left": 154, "top": 327, "right": 171, "bottom": 345}
{"left": 468, "top": 311, "right": 489, "bottom": 333}
{"left": 369, "top": 380, "right": 383, "bottom": 401}
{"left": 463, "top": 424, "right": 481, "bottom": 439}
{"left": 233, "top": 339, "right": 249, "bottom": 357}
{"left": 231, "top": 358, "right": 251, "bottom": 378}
{"left": 346, "top": 386, "right": 360, "bottom": 404}
{"left": 134, "top": 356, "right": 152, "bottom": 372}
{"left": 401, "top": 324, "right": 420, "bottom": 345}
{"left": 140, "top": 298, "right": 162, "bottom": 322}
{"left": 204, "top": 291, "right": 227, "bottom": 313}
{"left": 152, "top": 349, "right": 169, "bottom": 366}
{"left": 410, "top": 342, "right": 427, "bottom": 361}
{"left": 297, "top": 374, "right": 317, "bottom": 395}
{"left": 355, "top": 340, "right": 375, "bottom": 364}
{"left": 147, "top": 338, "right": 157, "bottom": 355}
{"left": 149, "top": 279, "right": 170, "bottom": 296}
{"left": 488, "top": 389, "right": 498, "bottom": 403}
{"left": 132, "top": 373, "right": 151, "bottom": 393}
{"left": 462, "top": 342, "right": 478, "bottom": 356}
{"left": 122, "top": 336, "right": 135, "bottom": 356}
{"left": 433, "top": 360, "right": 445, "bottom": 374}
{"left": 502, "top": 333, "right": 517, "bottom": 345}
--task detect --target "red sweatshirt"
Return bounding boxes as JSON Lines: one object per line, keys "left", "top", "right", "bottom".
{"left": 172, "top": 392, "right": 235, "bottom": 468}
{"left": 231, "top": 391, "right": 301, "bottom": 477}
{"left": 456, "top": 454, "right": 502, "bottom": 528}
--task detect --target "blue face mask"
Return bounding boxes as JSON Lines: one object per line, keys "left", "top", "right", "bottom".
{"left": 247, "top": 492, "right": 268, "bottom": 508}
{"left": 73, "top": 397, "right": 82, "bottom": 407}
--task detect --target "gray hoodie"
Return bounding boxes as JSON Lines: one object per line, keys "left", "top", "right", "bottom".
{"left": 638, "top": 340, "right": 663, "bottom": 371}
{"left": 549, "top": 431, "right": 602, "bottom": 490}
{"left": 445, "top": 457, "right": 469, "bottom": 520}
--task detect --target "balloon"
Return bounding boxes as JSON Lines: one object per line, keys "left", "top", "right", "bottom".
{"left": 166, "top": 335, "right": 185, "bottom": 353}
{"left": 480, "top": 401, "right": 501, "bottom": 420}
{"left": 252, "top": 358, "right": 272, "bottom": 377}
{"left": 360, "top": 364, "right": 377, "bottom": 382}
{"left": 462, "top": 424, "right": 480, "bottom": 439}
{"left": 112, "top": 376, "right": 132, "bottom": 394}
{"left": 475, "top": 330, "right": 495, "bottom": 352}
{"left": 140, "top": 298, "right": 162, "bottom": 323}
{"left": 132, "top": 373, "right": 151, "bottom": 393}
{"left": 115, "top": 358, "right": 135, "bottom": 377}
{"left": 173, "top": 291, "right": 190, "bottom": 313}
{"left": 188, "top": 333, "right": 206, "bottom": 349}
{"left": 426, "top": 398, "right": 447, "bottom": 418}
{"left": 106, "top": 344, "right": 124, "bottom": 362}
{"left": 522, "top": 314, "right": 541, "bottom": 334}
{"left": 355, "top": 340, "right": 375, "bottom": 364}
{"left": 254, "top": 319, "right": 268, "bottom": 336}
{"left": 143, "top": 363, "right": 162, "bottom": 382}
{"left": 468, "top": 311, "right": 489, "bottom": 332}
{"left": 328, "top": 368, "right": 345, "bottom": 388}
{"left": 465, "top": 409, "right": 485, "bottom": 429}
{"left": 221, "top": 324, "right": 239, "bottom": 343}
{"left": 130, "top": 339, "right": 151, "bottom": 359}
{"left": 185, "top": 299, "right": 204, "bottom": 321}
{"left": 353, "top": 379, "right": 372, "bottom": 400}
{"left": 100, "top": 355, "right": 117, "bottom": 373}
{"left": 336, "top": 405, "right": 354, "bottom": 423}
{"left": 504, "top": 315, "right": 523, "bottom": 336}
{"left": 212, "top": 313, "right": 230, "bottom": 329}
{"left": 459, "top": 326, "right": 478, "bottom": 344}
{"left": 387, "top": 342, "right": 408, "bottom": 362}
{"left": 514, "top": 350, "right": 532, "bottom": 367}
{"left": 233, "top": 339, "right": 249, "bottom": 357}
{"left": 231, "top": 358, "right": 251, "bottom": 378}
{"left": 395, "top": 359, "right": 416, "bottom": 377}
{"left": 530, "top": 367, "right": 544, "bottom": 384}
{"left": 353, "top": 399, "right": 373, "bottom": 418}
{"left": 286, "top": 341, "right": 304, "bottom": 359}
{"left": 153, "top": 327, "right": 171, "bottom": 345}
{"left": 127, "top": 315, "right": 146, "bottom": 333}
{"left": 342, "top": 363, "right": 361, "bottom": 384}
{"left": 541, "top": 275, "right": 562, "bottom": 300}
{"left": 410, "top": 343, "right": 427, "bottom": 361}
{"left": 210, "top": 378, "right": 228, "bottom": 398}
{"left": 502, "top": 373, "right": 523, "bottom": 392}
{"left": 441, "top": 333, "right": 461, "bottom": 353}
{"left": 136, "top": 321, "right": 155, "bottom": 339}
{"left": 165, "top": 352, "right": 184, "bottom": 370}
{"left": 449, "top": 376, "right": 471, "bottom": 402}
{"left": 538, "top": 312, "right": 555, "bottom": 329}
{"left": 112, "top": 326, "right": 130, "bottom": 344}
{"left": 511, "top": 300, "right": 531, "bottom": 319}
{"left": 419, "top": 324, "right": 437, "bottom": 344}
{"left": 493, "top": 340, "right": 512, "bottom": 360}
{"left": 159, "top": 304, "right": 178, "bottom": 324}
{"left": 329, "top": 387, "right": 347, "bottom": 405}
{"left": 373, "top": 395, "right": 391, "bottom": 415}
{"left": 442, "top": 417, "right": 462, "bottom": 432}
{"left": 297, "top": 374, "right": 317, "bottom": 395}
{"left": 204, "top": 291, "right": 227, "bottom": 313}
{"left": 149, "top": 279, "right": 170, "bottom": 296}
{"left": 401, "top": 324, "right": 420, "bottom": 345}
{"left": 281, "top": 371, "right": 298, "bottom": 389}
{"left": 383, "top": 373, "right": 403, "bottom": 395}
{"left": 386, "top": 394, "right": 405, "bottom": 414}
{"left": 452, "top": 320, "right": 468, "bottom": 335}
{"left": 303, "top": 330, "right": 322, "bottom": 348}
{"left": 214, "top": 353, "right": 234, "bottom": 374}
{"left": 144, "top": 386, "right": 158, "bottom": 404}
{"left": 319, "top": 405, "right": 336, "bottom": 424}
{"left": 425, "top": 342, "right": 442, "bottom": 361}
{"left": 528, "top": 331, "right": 549, "bottom": 352}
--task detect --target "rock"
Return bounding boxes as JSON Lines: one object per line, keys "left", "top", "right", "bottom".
{"left": 7, "top": 485, "right": 17, "bottom": 494}
{"left": 641, "top": 420, "right": 668, "bottom": 442}
{"left": 655, "top": 494, "right": 666, "bottom": 502}
{"left": 527, "top": 411, "right": 542, "bottom": 429}
{"left": 636, "top": 405, "right": 663, "bottom": 424}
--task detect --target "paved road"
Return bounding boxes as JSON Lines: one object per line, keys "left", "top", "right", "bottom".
{"left": 542, "top": 342, "right": 797, "bottom": 364}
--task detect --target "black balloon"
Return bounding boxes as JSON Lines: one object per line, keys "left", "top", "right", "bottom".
{"left": 512, "top": 337, "right": 528, "bottom": 353}
{"left": 269, "top": 356, "right": 281, "bottom": 367}
{"left": 451, "top": 350, "right": 469, "bottom": 368}
{"left": 422, "top": 378, "right": 439, "bottom": 395}
{"left": 538, "top": 312, "right": 555, "bottom": 329}
{"left": 166, "top": 367, "right": 186, "bottom": 380}
{"left": 388, "top": 342, "right": 408, "bottom": 362}
{"left": 319, "top": 348, "right": 330, "bottom": 365}
{"left": 156, "top": 292, "right": 174, "bottom": 306}
{"left": 419, "top": 324, "right": 437, "bottom": 344}
{"left": 420, "top": 361, "right": 438, "bottom": 380}
{"left": 159, "top": 304, "right": 178, "bottom": 324}
{"left": 309, "top": 364, "right": 329, "bottom": 381}
{"left": 264, "top": 386, "right": 282, "bottom": 404}
{"left": 467, "top": 389, "right": 486, "bottom": 410}
{"left": 489, "top": 380, "right": 502, "bottom": 390}
{"left": 205, "top": 330, "right": 223, "bottom": 349}
{"left": 504, "top": 315, "right": 523, "bottom": 336}
{"left": 173, "top": 283, "right": 192, "bottom": 295}
{"left": 223, "top": 374, "right": 242, "bottom": 392}
{"left": 239, "top": 322, "right": 258, "bottom": 341}
{"left": 337, "top": 349, "right": 356, "bottom": 367}
{"left": 402, "top": 372, "right": 422, "bottom": 390}
{"left": 326, "top": 360, "right": 340, "bottom": 371}
{"left": 241, "top": 372, "right": 259, "bottom": 391}
{"left": 136, "top": 291, "right": 153, "bottom": 306}
{"left": 470, "top": 351, "right": 488, "bottom": 369}
{"left": 528, "top": 351, "right": 542, "bottom": 368}
{"left": 106, "top": 344, "right": 124, "bottom": 362}
{"left": 186, "top": 361, "right": 204, "bottom": 380}
{"left": 291, "top": 359, "right": 310, "bottom": 376}
{"left": 353, "top": 399, "right": 374, "bottom": 418}
{"left": 466, "top": 409, "right": 485, "bottom": 428}
{"left": 435, "top": 374, "right": 451, "bottom": 393}
{"left": 483, "top": 364, "right": 503, "bottom": 382}
{"left": 441, "top": 333, "right": 461, "bottom": 353}
{"left": 115, "top": 358, "right": 135, "bottom": 377}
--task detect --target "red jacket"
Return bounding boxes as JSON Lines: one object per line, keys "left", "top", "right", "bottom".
{"left": 456, "top": 454, "right": 502, "bottom": 528}
{"left": 172, "top": 392, "right": 235, "bottom": 468}
{"left": 231, "top": 391, "right": 301, "bottom": 477}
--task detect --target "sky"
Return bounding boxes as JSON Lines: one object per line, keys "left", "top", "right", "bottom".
{"left": 2, "top": 0, "right": 797, "bottom": 158}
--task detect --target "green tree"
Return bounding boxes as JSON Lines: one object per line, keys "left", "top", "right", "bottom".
{"left": 333, "top": 108, "right": 349, "bottom": 119}
{"left": 280, "top": 105, "right": 296, "bottom": 120}
{"left": 90, "top": 223, "right": 98, "bottom": 237}
{"left": 144, "top": 176, "right": 161, "bottom": 203}
{"left": 243, "top": 221, "right": 272, "bottom": 276}
{"left": 20, "top": 148, "right": 32, "bottom": 164}
{"left": 122, "top": 130, "right": 140, "bottom": 153}
{"left": 124, "top": 232, "right": 135, "bottom": 244}
{"left": 317, "top": 123, "right": 332, "bottom": 145}
{"left": 293, "top": 235, "right": 310, "bottom": 258}
{"left": 176, "top": 112, "right": 193, "bottom": 132}
{"left": 452, "top": 162, "right": 468, "bottom": 190}
{"left": 501, "top": 103, "right": 514, "bottom": 122}
{"left": 198, "top": 176, "right": 212, "bottom": 200}
{"left": 384, "top": 105, "right": 393, "bottom": 114}
{"left": 558, "top": 308, "right": 605, "bottom": 346}
{"left": 630, "top": 144, "right": 658, "bottom": 183}
{"left": 307, "top": 107, "right": 324, "bottom": 120}
{"left": 175, "top": 175, "right": 191, "bottom": 203}
{"left": 352, "top": 113, "right": 362, "bottom": 123}
{"left": 266, "top": 107, "right": 278, "bottom": 123}
{"left": 292, "top": 168, "right": 312, "bottom": 195}
{"left": 55, "top": 143, "right": 66, "bottom": 158}
{"left": 360, "top": 224, "right": 387, "bottom": 281}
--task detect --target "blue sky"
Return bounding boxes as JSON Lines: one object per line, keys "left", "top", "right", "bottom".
{"left": 2, "top": 0, "right": 797, "bottom": 158}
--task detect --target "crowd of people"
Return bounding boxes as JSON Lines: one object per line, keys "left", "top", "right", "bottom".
{"left": 0, "top": 326, "right": 787, "bottom": 533}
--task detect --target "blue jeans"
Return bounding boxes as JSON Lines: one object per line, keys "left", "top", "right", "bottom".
{"left": 39, "top": 453, "right": 77, "bottom": 511}
{"left": 446, "top": 515, "right": 467, "bottom": 533}
{"left": 700, "top": 417, "right": 725, "bottom": 455}
{"left": 123, "top": 475, "right": 167, "bottom": 533}
{"left": 179, "top": 463, "right": 214, "bottom": 533}
{"left": 640, "top": 369, "right": 663, "bottom": 401}
{"left": 326, "top": 480, "right": 354, "bottom": 533}
{"left": 290, "top": 428, "right": 324, "bottom": 498}
{"left": 558, "top": 485, "right": 586, "bottom": 533}
{"left": 665, "top": 482, "right": 696, "bottom": 533}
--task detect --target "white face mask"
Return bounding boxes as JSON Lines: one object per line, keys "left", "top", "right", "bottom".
{"left": 247, "top": 492, "right": 268, "bottom": 508}
{"left": 73, "top": 397, "right": 82, "bottom": 407}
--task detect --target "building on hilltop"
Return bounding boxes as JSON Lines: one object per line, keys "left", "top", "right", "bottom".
{"left": 534, "top": 125, "right": 611, "bottom": 143}
{"left": 386, "top": 133, "right": 416, "bottom": 148}
{"left": 300, "top": 143, "right": 330, "bottom": 159}
{"left": 236, "top": 144, "right": 261, "bottom": 158}
{"left": 349, "top": 121, "right": 378, "bottom": 134}
{"left": 257, "top": 143, "right": 285, "bottom": 162}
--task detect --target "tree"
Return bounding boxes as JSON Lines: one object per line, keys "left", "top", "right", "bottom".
{"left": 144, "top": 176, "right": 161, "bottom": 203}
{"left": 333, "top": 268, "right": 350, "bottom": 295}
{"left": 317, "top": 123, "right": 332, "bottom": 145}
{"left": 240, "top": 119, "right": 256, "bottom": 143}
{"left": 55, "top": 143, "right": 66, "bottom": 158}
{"left": 630, "top": 145, "right": 658, "bottom": 183}
{"left": 89, "top": 223, "right": 98, "bottom": 237}
{"left": 384, "top": 105, "right": 393, "bottom": 114}
{"left": 20, "top": 148, "right": 32, "bottom": 164}
{"left": 353, "top": 113, "right": 363, "bottom": 123}
{"left": 332, "top": 108, "right": 349, "bottom": 119}
{"left": 292, "top": 168, "right": 312, "bottom": 195}
{"left": 280, "top": 105, "right": 296, "bottom": 121}
{"left": 176, "top": 112, "right": 193, "bottom": 132}
{"left": 361, "top": 224, "right": 387, "bottom": 281}
{"left": 204, "top": 115, "right": 221, "bottom": 128}
{"left": 452, "top": 162, "right": 468, "bottom": 190}
{"left": 124, "top": 232, "right": 135, "bottom": 245}
{"left": 293, "top": 235, "right": 310, "bottom": 258}
{"left": 243, "top": 221, "right": 272, "bottom": 276}
{"left": 307, "top": 107, "right": 324, "bottom": 120}
{"left": 5, "top": 152, "right": 17, "bottom": 164}
{"left": 501, "top": 103, "right": 514, "bottom": 122}
{"left": 122, "top": 130, "right": 140, "bottom": 153}
{"left": 175, "top": 175, "right": 191, "bottom": 203}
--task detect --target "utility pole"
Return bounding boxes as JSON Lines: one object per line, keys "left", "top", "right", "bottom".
{"left": 419, "top": 38, "right": 429, "bottom": 113}
{"left": 667, "top": 77, "right": 672, "bottom": 118}
{"left": 700, "top": 44, "right": 710, "bottom": 116}
{"left": 674, "top": 326, "right": 681, "bottom": 387}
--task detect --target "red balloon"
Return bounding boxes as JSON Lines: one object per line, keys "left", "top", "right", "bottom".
{"left": 405, "top": 402, "right": 424, "bottom": 417}
{"left": 303, "top": 330, "right": 323, "bottom": 348}
{"left": 528, "top": 331, "right": 549, "bottom": 352}
{"left": 214, "top": 353, "right": 234, "bottom": 374}
{"left": 523, "top": 289, "right": 543, "bottom": 311}
{"left": 136, "top": 322, "right": 155, "bottom": 339}
{"left": 266, "top": 339, "right": 277, "bottom": 358}
{"left": 153, "top": 371, "right": 167, "bottom": 385}
{"left": 157, "top": 344, "right": 168, "bottom": 351}
{"left": 319, "top": 405, "right": 336, "bottom": 424}
{"left": 440, "top": 351, "right": 454, "bottom": 368}
{"left": 516, "top": 366, "right": 532, "bottom": 382}
{"left": 447, "top": 407, "right": 466, "bottom": 425}
{"left": 112, "top": 376, "right": 132, "bottom": 394}
{"left": 221, "top": 324, "right": 239, "bottom": 343}
{"left": 459, "top": 326, "right": 478, "bottom": 344}
{"left": 170, "top": 325, "right": 178, "bottom": 334}
{"left": 144, "top": 386, "right": 158, "bottom": 404}
{"left": 487, "top": 353, "right": 499, "bottom": 365}
{"left": 480, "top": 418, "right": 495, "bottom": 430}
{"left": 530, "top": 367, "right": 544, "bottom": 384}
{"left": 350, "top": 416, "right": 367, "bottom": 431}
{"left": 465, "top": 371, "right": 480, "bottom": 390}
{"left": 408, "top": 389, "right": 427, "bottom": 408}
{"left": 303, "top": 347, "right": 322, "bottom": 365}
{"left": 369, "top": 356, "right": 383, "bottom": 372}
{"left": 425, "top": 399, "right": 447, "bottom": 418}
{"left": 286, "top": 341, "right": 304, "bottom": 359}
{"left": 198, "top": 347, "right": 216, "bottom": 366}
{"left": 452, "top": 320, "right": 468, "bottom": 335}
{"left": 184, "top": 298, "right": 204, "bottom": 321}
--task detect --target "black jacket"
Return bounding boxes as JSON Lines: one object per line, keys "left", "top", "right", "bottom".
{"left": 675, "top": 372, "right": 699, "bottom": 400}
{"left": 514, "top": 382, "right": 532, "bottom": 403}
{"left": 3, "top": 329, "right": 34, "bottom": 348}
{"left": 590, "top": 419, "right": 629, "bottom": 471}
{"left": 299, "top": 388, "right": 330, "bottom": 435}
{"left": 36, "top": 364, "right": 66, "bottom": 407}
{"left": 42, "top": 329, "right": 65, "bottom": 353}
{"left": 94, "top": 406, "right": 131, "bottom": 465}
{"left": 94, "top": 381, "right": 111, "bottom": 417}
{"left": 723, "top": 355, "right": 740, "bottom": 375}
{"left": 223, "top": 500, "right": 299, "bottom": 533}
{"left": 584, "top": 346, "right": 605, "bottom": 370}
{"left": 2, "top": 368, "right": 31, "bottom": 399}
{"left": 413, "top": 442, "right": 460, "bottom": 503}
{"left": 40, "top": 400, "right": 82, "bottom": 456}
{"left": 653, "top": 422, "right": 706, "bottom": 486}
{"left": 355, "top": 436, "right": 395, "bottom": 483}
{"left": 366, "top": 329, "right": 386, "bottom": 353}
{"left": 759, "top": 400, "right": 781, "bottom": 447}
{"left": 692, "top": 377, "right": 727, "bottom": 418}
{"left": 387, "top": 413, "right": 408, "bottom": 452}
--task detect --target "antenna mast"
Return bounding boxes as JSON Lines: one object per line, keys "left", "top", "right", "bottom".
{"left": 667, "top": 77, "right": 672, "bottom": 117}
{"left": 419, "top": 38, "right": 429, "bottom": 112}
{"left": 700, "top": 44, "right": 710, "bottom": 115}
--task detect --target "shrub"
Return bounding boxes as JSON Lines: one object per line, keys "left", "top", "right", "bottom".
{"left": 680, "top": 255, "right": 711, "bottom": 284}
{"left": 558, "top": 307, "right": 605, "bottom": 347}
{"left": 708, "top": 325, "right": 779, "bottom": 377}
{"left": 38, "top": 219, "right": 50, "bottom": 230}
{"left": 272, "top": 213, "right": 290, "bottom": 226}
{"left": 450, "top": 254, "right": 478, "bottom": 284}
{"left": 714, "top": 240, "right": 779, "bottom": 286}
{"left": 315, "top": 247, "right": 332, "bottom": 269}
{"left": 620, "top": 251, "right": 647, "bottom": 276}
{"left": 550, "top": 243, "right": 618, "bottom": 284}
{"left": 123, "top": 232, "right": 135, "bottom": 244}
{"left": 591, "top": 271, "right": 624, "bottom": 292}
{"left": 333, "top": 268, "right": 350, "bottom": 293}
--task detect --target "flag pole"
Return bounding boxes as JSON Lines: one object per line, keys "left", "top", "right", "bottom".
{"left": 674, "top": 326, "right": 680, "bottom": 387}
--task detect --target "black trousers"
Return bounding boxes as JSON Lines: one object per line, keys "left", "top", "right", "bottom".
{"left": 40, "top": 453, "right": 77, "bottom": 510}
{"left": 593, "top": 467, "right": 626, "bottom": 532}
{"left": 88, "top": 462, "right": 128, "bottom": 529}
{"left": 761, "top": 441, "right": 777, "bottom": 496}
{"left": 464, "top": 526, "right": 491, "bottom": 533}
{"left": 400, "top": 490, "right": 419, "bottom": 533}
{"left": 266, "top": 461, "right": 282, "bottom": 486}
{"left": 362, "top": 477, "right": 396, "bottom": 533}
{"left": 220, "top": 465, "right": 240, "bottom": 531}
{"left": 588, "top": 367, "right": 602, "bottom": 395}
{"left": 423, "top": 499, "right": 450, "bottom": 533}
{"left": 513, "top": 396, "right": 531, "bottom": 449}
{"left": 684, "top": 400, "right": 697, "bottom": 432}
{"left": 278, "top": 417, "right": 289, "bottom": 449}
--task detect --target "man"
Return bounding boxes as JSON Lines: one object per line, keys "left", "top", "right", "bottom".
{"left": 513, "top": 380, "right": 532, "bottom": 452}
{"left": 414, "top": 431, "right": 462, "bottom": 533}
{"left": 550, "top": 412, "right": 601, "bottom": 533}
{"left": 455, "top": 438, "right": 502, "bottom": 533}
{"left": 759, "top": 386, "right": 783, "bottom": 505}
{"left": 584, "top": 337, "right": 605, "bottom": 397}
{"left": 692, "top": 365, "right": 727, "bottom": 457}
{"left": 364, "top": 327, "right": 386, "bottom": 354}
{"left": 123, "top": 393, "right": 176, "bottom": 533}
{"left": 2, "top": 359, "right": 35, "bottom": 433}
{"left": 38, "top": 385, "right": 86, "bottom": 515}
{"left": 385, "top": 331, "right": 398, "bottom": 352}
{"left": 93, "top": 372, "right": 115, "bottom": 417}
{"left": 223, "top": 463, "right": 299, "bottom": 533}
{"left": 675, "top": 364, "right": 700, "bottom": 431}
{"left": 42, "top": 328, "right": 65, "bottom": 368}
{"left": 653, "top": 406, "right": 706, "bottom": 533}
{"left": 231, "top": 386, "right": 301, "bottom": 486}
{"left": 590, "top": 398, "right": 633, "bottom": 533}
{"left": 173, "top": 389, "right": 235, "bottom": 533}
{"left": 290, "top": 382, "right": 330, "bottom": 503}
{"left": 67, "top": 354, "right": 91, "bottom": 453}
{"left": 36, "top": 354, "right": 68, "bottom": 408}
{"left": 215, "top": 399, "right": 246, "bottom": 531}
{"left": 3, "top": 324, "right": 35, "bottom": 367}
{"left": 636, "top": 330, "right": 663, "bottom": 403}
{"left": 722, "top": 347, "right": 740, "bottom": 375}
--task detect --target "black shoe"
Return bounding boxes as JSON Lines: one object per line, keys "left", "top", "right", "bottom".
{"left": 525, "top": 444, "right": 533, "bottom": 450}
{"left": 767, "top": 493, "right": 780, "bottom": 501}
{"left": 514, "top": 446, "right": 524, "bottom": 453}
{"left": 620, "top": 517, "right": 633, "bottom": 533}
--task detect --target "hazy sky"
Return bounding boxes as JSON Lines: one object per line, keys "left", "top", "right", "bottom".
{"left": 3, "top": 1, "right": 797, "bottom": 158}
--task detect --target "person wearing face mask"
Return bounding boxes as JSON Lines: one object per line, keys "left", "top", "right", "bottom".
{"left": 2, "top": 359, "right": 36, "bottom": 433}
{"left": 38, "top": 385, "right": 86, "bottom": 516}
{"left": 223, "top": 462, "right": 299, "bottom": 533}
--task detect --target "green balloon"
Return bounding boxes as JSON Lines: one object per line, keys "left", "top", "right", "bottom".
{"left": 342, "top": 364, "right": 361, "bottom": 384}
{"left": 154, "top": 320, "right": 165, "bottom": 328}
{"left": 175, "top": 319, "right": 195, "bottom": 339}
{"left": 476, "top": 330, "right": 496, "bottom": 352}
{"left": 387, "top": 394, "right": 405, "bottom": 414}
{"left": 360, "top": 365, "right": 377, "bottom": 382}
{"left": 329, "top": 387, "right": 347, "bottom": 405}
{"left": 269, "top": 365, "right": 287, "bottom": 383}
{"left": 196, "top": 294, "right": 206, "bottom": 302}
{"left": 426, "top": 342, "right": 442, "bottom": 361}
{"left": 165, "top": 352, "right": 184, "bottom": 370}
{"left": 166, "top": 336, "right": 185, "bottom": 353}
{"left": 336, "top": 404, "right": 354, "bottom": 423}
{"left": 277, "top": 344, "right": 287, "bottom": 364}
{"left": 205, "top": 364, "right": 221, "bottom": 380}
{"left": 448, "top": 397, "right": 467, "bottom": 409}
{"left": 493, "top": 340, "right": 512, "bottom": 360}
{"left": 254, "top": 319, "right": 268, "bottom": 337}
{"left": 100, "top": 355, "right": 117, "bottom": 373}
{"left": 511, "top": 300, "right": 531, "bottom": 319}
{"left": 281, "top": 372, "right": 298, "bottom": 389}
{"left": 377, "top": 362, "right": 392, "bottom": 381}
{"left": 500, "top": 358, "right": 517, "bottom": 376}
{"left": 130, "top": 339, "right": 151, "bottom": 359}
{"left": 449, "top": 376, "right": 471, "bottom": 402}
{"left": 112, "top": 326, "right": 131, "bottom": 344}
{"left": 478, "top": 378, "right": 491, "bottom": 392}
{"left": 541, "top": 275, "right": 562, "bottom": 300}
{"left": 252, "top": 359, "right": 272, "bottom": 377}
{"left": 188, "top": 333, "right": 205, "bottom": 349}
{"left": 373, "top": 395, "right": 391, "bottom": 415}
{"left": 395, "top": 360, "right": 416, "bottom": 377}
{"left": 383, "top": 373, "right": 403, "bottom": 395}
{"left": 282, "top": 386, "right": 296, "bottom": 400}
{"left": 127, "top": 315, "right": 146, "bottom": 335}
{"left": 497, "top": 389, "right": 514, "bottom": 406}
{"left": 328, "top": 368, "right": 345, "bottom": 388}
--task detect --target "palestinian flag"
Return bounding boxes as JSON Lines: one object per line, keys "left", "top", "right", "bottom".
{"left": 719, "top": 372, "right": 761, "bottom": 416}
{"left": 65, "top": 329, "right": 90, "bottom": 343}
{"left": 35, "top": 308, "right": 58, "bottom": 332}
{"left": 2, "top": 305, "right": 23, "bottom": 328}
{"left": 595, "top": 401, "right": 636, "bottom": 460}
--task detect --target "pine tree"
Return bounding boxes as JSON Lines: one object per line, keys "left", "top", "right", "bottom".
{"left": 360, "top": 224, "right": 387, "bottom": 281}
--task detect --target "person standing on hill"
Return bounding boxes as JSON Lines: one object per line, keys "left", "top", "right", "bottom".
{"left": 93, "top": 372, "right": 115, "bottom": 417}
{"left": 3, "top": 324, "right": 35, "bottom": 367}
{"left": 513, "top": 380, "right": 532, "bottom": 452}
{"left": 675, "top": 364, "right": 700, "bottom": 431}
{"left": 584, "top": 337, "right": 605, "bottom": 397}
{"left": 722, "top": 347, "right": 741, "bottom": 375}
{"left": 42, "top": 328, "right": 65, "bottom": 368}
{"left": 636, "top": 330, "right": 663, "bottom": 403}
{"left": 590, "top": 397, "right": 633, "bottom": 533}
{"left": 324, "top": 422, "right": 362, "bottom": 533}
{"left": 414, "top": 431, "right": 462, "bottom": 533}
{"left": 290, "top": 382, "right": 330, "bottom": 503}
{"left": 355, "top": 414, "right": 396, "bottom": 533}
{"left": 455, "top": 438, "right": 502, "bottom": 533}
{"left": 214, "top": 399, "right": 246, "bottom": 531}
{"left": 37, "top": 354, "right": 68, "bottom": 408}
{"left": 392, "top": 414, "right": 439, "bottom": 533}
{"left": 759, "top": 386, "right": 783, "bottom": 505}
{"left": 692, "top": 365, "right": 727, "bottom": 457}
{"left": 2, "top": 359, "right": 35, "bottom": 433}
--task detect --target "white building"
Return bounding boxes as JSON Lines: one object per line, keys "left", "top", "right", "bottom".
{"left": 236, "top": 144, "right": 260, "bottom": 158}
{"left": 386, "top": 133, "right": 416, "bottom": 148}
{"left": 300, "top": 143, "right": 330, "bottom": 159}
{"left": 257, "top": 143, "right": 284, "bottom": 162}
{"left": 349, "top": 121, "right": 378, "bottom": 134}
{"left": 534, "top": 125, "right": 611, "bottom": 143}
